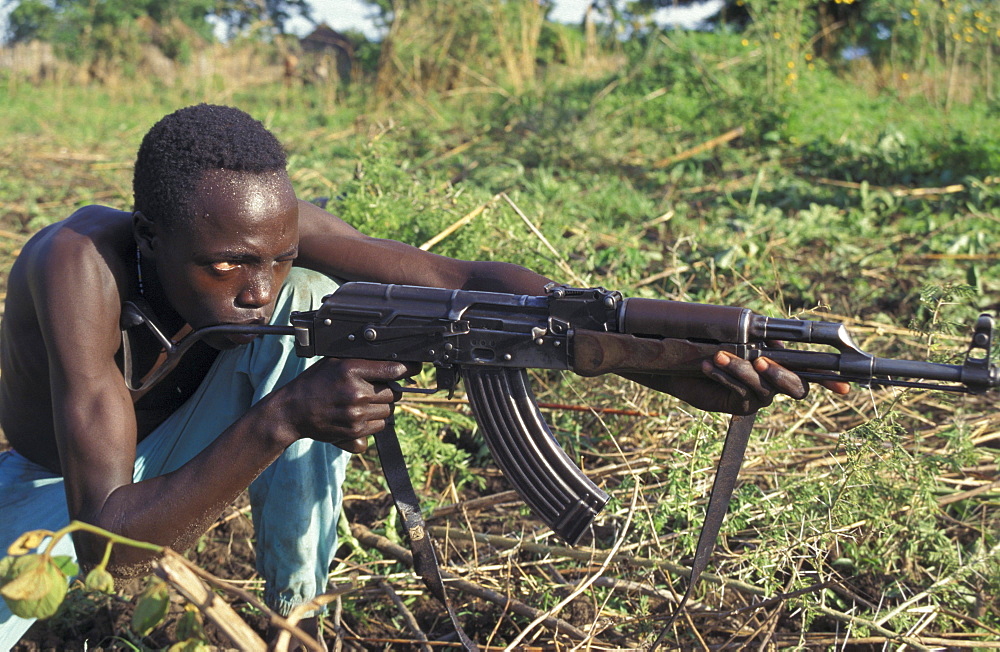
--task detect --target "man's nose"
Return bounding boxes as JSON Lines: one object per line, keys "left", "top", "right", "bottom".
{"left": 237, "top": 268, "right": 276, "bottom": 309}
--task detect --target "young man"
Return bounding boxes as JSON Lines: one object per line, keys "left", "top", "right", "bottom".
{"left": 0, "top": 104, "right": 833, "bottom": 648}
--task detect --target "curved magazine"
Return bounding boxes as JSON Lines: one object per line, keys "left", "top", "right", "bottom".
{"left": 464, "top": 366, "right": 609, "bottom": 545}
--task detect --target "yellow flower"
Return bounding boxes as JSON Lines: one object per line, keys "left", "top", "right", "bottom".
{"left": 805, "top": 53, "right": 814, "bottom": 61}
{"left": 909, "top": 8, "right": 919, "bottom": 16}
{"left": 742, "top": 38, "right": 750, "bottom": 46}
{"left": 787, "top": 61, "right": 795, "bottom": 69}
{"left": 900, "top": 72, "right": 910, "bottom": 80}
{"left": 773, "top": 31, "right": 782, "bottom": 40}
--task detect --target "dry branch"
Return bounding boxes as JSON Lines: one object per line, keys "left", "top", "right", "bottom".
{"left": 155, "top": 549, "right": 267, "bottom": 651}
{"left": 424, "top": 526, "right": 768, "bottom": 599}
{"left": 807, "top": 174, "right": 999, "bottom": 198}
{"left": 651, "top": 126, "right": 745, "bottom": 169}
{"left": 500, "top": 192, "right": 588, "bottom": 286}
{"left": 419, "top": 193, "right": 502, "bottom": 251}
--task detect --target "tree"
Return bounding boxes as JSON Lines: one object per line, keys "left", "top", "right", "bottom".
{"left": 211, "top": 0, "right": 314, "bottom": 39}
{"left": 2, "top": 0, "right": 315, "bottom": 50}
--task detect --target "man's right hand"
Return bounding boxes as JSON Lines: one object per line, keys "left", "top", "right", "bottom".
{"left": 269, "top": 358, "right": 421, "bottom": 453}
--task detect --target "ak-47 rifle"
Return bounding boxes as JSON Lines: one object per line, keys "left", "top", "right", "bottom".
{"left": 121, "top": 282, "right": 998, "bottom": 649}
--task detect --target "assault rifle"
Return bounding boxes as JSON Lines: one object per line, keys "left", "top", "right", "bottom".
{"left": 121, "top": 282, "right": 998, "bottom": 649}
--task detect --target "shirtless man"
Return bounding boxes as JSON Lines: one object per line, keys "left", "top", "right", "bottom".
{"left": 0, "top": 104, "right": 832, "bottom": 648}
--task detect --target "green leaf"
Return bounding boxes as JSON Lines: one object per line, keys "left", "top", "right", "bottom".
{"left": 0, "top": 554, "right": 70, "bottom": 619}
{"left": 51, "top": 555, "right": 79, "bottom": 577}
{"left": 175, "top": 605, "right": 206, "bottom": 641}
{"left": 131, "top": 578, "right": 170, "bottom": 636}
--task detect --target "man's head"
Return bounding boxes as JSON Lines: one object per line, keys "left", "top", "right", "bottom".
{"left": 132, "top": 105, "right": 300, "bottom": 347}
{"left": 133, "top": 104, "right": 288, "bottom": 231}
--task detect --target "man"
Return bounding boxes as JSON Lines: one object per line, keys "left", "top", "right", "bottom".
{"left": 0, "top": 104, "right": 837, "bottom": 648}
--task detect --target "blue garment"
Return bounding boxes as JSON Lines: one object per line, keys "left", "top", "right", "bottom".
{"left": 0, "top": 268, "right": 348, "bottom": 650}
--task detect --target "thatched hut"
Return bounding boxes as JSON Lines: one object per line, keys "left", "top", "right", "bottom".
{"left": 299, "top": 23, "right": 354, "bottom": 84}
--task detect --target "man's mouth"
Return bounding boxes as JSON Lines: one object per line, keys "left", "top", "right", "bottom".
{"left": 205, "top": 318, "right": 269, "bottom": 347}
{"left": 225, "top": 332, "right": 260, "bottom": 345}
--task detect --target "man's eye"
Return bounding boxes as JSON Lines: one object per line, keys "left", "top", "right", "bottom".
{"left": 212, "top": 262, "right": 239, "bottom": 272}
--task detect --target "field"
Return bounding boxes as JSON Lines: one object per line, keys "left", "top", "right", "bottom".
{"left": 1, "top": 25, "right": 999, "bottom": 650}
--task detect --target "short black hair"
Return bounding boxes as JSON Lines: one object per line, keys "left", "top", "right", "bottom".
{"left": 133, "top": 104, "right": 288, "bottom": 229}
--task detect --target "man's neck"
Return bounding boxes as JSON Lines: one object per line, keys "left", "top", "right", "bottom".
{"left": 136, "top": 255, "right": 188, "bottom": 339}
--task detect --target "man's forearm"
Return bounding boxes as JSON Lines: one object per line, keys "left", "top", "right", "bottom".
{"left": 456, "top": 260, "right": 552, "bottom": 295}
{"left": 78, "top": 398, "right": 293, "bottom": 576}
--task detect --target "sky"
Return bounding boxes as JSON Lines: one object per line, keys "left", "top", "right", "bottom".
{"left": 1, "top": 0, "right": 727, "bottom": 43}
{"left": 287, "top": 0, "right": 726, "bottom": 39}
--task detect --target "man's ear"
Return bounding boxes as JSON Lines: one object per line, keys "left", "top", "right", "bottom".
{"left": 133, "top": 210, "right": 157, "bottom": 258}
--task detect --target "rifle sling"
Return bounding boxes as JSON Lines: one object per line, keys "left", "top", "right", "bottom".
{"left": 373, "top": 408, "right": 755, "bottom": 651}
{"left": 651, "top": 411, "right": 757, "bottom": 650}
{"left": 375, "top": 419, "right": 479, "bottom": 651}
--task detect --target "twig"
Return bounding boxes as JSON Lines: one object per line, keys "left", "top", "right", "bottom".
{"left": 350, "top": 523, "right": 592, "bottom": 642}
{"left": 417, "top": 134, "right": 485, "bottom": 168}
{"left": 378, "top": 579, "right": 433, "bottom": 651}
{"left": 813, "top": 605, "right": 936, "bottom": 652}
{"left": 428, "top": 489, "right": 522, "bottom": 520}
{"left": 420, "top": 193, "right": 502, "bottom": 251}
{"left": 426, "top": 526, "right": 768, "bottom": 599}
{"left": 155, "top": 549, "right": 267, "bottom": 652}
{"left": 167, "top": 548, "right": 326, "bottom": 652}
{"left": 500, "top": 192, "right": 587, "bottom": 286}
{"left": 635, "top": 266, "right": 692, "bottom": 288}
{"left": 651, "top": 126, "right": 745, "bottom": 169}
{"left": 805, "top": 175, "right": 999, "bottom": 198}
{"left": 936, "top": 478, "right": 1000, "bottom": 506}
{"left": 504, "top": 476, "right": 639, "bottom": 648}
{"left": 770, "top": 633, "right": 1000, "bottom": 648}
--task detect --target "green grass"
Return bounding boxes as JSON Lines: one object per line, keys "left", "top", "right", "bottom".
{"left": 1, "top": 36, "right": 998, "bottom": 649}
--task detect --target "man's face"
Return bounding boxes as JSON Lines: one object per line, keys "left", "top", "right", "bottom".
{"left": 151, "top": 168, "right": 299, "bottom": 349}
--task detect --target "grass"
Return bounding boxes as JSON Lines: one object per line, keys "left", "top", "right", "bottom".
{"left": 1, "top": 32, "right": 998, "bottom": 649}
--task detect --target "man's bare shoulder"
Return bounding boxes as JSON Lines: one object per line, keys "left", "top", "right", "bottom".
{"left": 22, "top": 205, "right": 132, "bottom": 257}
{"left": 17, "top": 206, "right": 134, "bottom": 294}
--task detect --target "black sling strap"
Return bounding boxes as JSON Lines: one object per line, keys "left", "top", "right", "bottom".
{"left": 374, "top": 409, "right": 755, "bottom": 652}
{"left": 651, "top": 411, "right": 757, "bottom": 650}
{"left": 375, "top": 419, "right": 480, "bottom": 651}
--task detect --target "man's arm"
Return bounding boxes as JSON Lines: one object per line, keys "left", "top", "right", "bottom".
{"left": 296, "top": 200, "right": 551, "bottom": 294}
{"left": 295, "top": 201, "right": 845, "bottom": 412}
